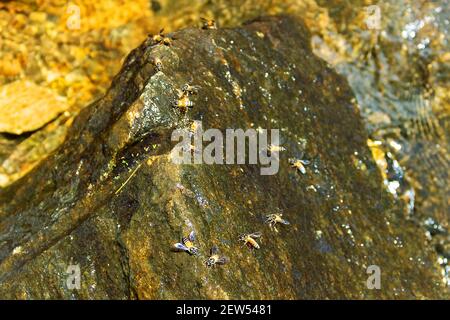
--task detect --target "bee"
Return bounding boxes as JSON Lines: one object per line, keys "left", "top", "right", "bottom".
{"left": 173, "top": 230, "right": 199, "bottom": 255}
{"left": 239, "top": 232, "right": 262, "bottom": 250}
{"left": 152, "top": 28, "right": 174, "bottom": 46}
{"left": 205, "top": 245, "right": 229, "bottom": 268}
{"left": 189, "top": 120, "right": 201, "bottom": 134}
{"left": 172, "top": 92, "right": 194, "bottom": 113}
{"left": 181, "top": 83, "right": 201, "bottom": 96}
{"left": 152, "top": 57, "right": 163, "bottom": 71}
{"left": 267, "top": 144, "right": 286, "bottom": 153}
{"left": 175, "top": 183, "right": 196, "bottom": 198}
{"left": 201, "top": 17, "right": 217, "bottom": 30}
{"left": 265, "top": 213, "right": 290, "bottom": 230}
{"left": 289, "top": 157, "right": 310, "bottom": 174}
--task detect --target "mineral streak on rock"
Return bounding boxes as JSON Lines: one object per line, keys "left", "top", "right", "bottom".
{"left": 0, "top": 16, "right": 446, "bottom": 299}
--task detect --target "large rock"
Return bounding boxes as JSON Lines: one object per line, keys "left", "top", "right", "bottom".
{"left": 0, "top": 16, "right": 445, "bottom": 299}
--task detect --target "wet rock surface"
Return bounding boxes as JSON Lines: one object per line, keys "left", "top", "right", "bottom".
{"left": 0, "top": 16, "right": 446, "bottom": 299}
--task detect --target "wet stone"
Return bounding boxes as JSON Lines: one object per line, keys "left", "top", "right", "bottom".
{"left": 0, "top": 16, "right": 446, "bottom": 299}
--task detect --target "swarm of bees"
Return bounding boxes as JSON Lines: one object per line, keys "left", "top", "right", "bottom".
{"left": 173, "top": 230, "right": 199, "bottom": 256}
{"left": 145, "top": 20, "right": 304, "bottom": 272}
{"left": 201, "top": 18, "right": 217, "bottom": 30}
{"left": 239, "top": 232, "right": 262, "bottom": 250}
{"left": 151, "top": 28, "right": 175, "bottom": 46}
{"left": 171, "top": 211, "right": 293, "bottom": 267}
{"left": 289, "top": 157, "right": 311, "bottom": 174}
{"left": 205, "top": 245, "right": 229, "bottom": 268}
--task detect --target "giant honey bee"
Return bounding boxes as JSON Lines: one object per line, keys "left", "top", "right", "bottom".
{"left": 201, "top": 18, "right": 217, "bottom": 30}
{"left": 239, "top": 232, "right": 262, "bottom": 250}
{"left": 289, "top": 157, "right": 310, "bottom": 174}
{"left": 173, "top": 230, "right": 199, "bottom": 256}
{"left": 265, "top": 213, "right": 290, "bottom": 231}
{"left": 174, "top": 183, "right": 196, "bottom": 198}
{"left": 205, "top": 245, "right": 229, "bottom": 268}
{"left": 181, "top": 83, "right": 201, "bottom": 96}
{"left": 189, "top": 120, "right": 201, "bottom": 135}
{"left": 172, "top": 90, "right": 194, "bottom": 113}
{"left": 267, "top": 144, "right": 286, "bottom": 153}
{"left": 152, "top": 57, "right": 163, "bottom": 71}
{"left": 152, "top": 28, "right": 175, "bottom": 46}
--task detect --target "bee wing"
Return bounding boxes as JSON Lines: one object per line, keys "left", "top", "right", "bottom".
{"left": 210, "top": 245, "right": 219, "bottom": 255}
{"left": 250, "top": 232, "right": 262, "bottom": 238}
{"left": 301, "top": 159, "right": 311, "bottom": 165}
{"left": 217, "top": 256, "right": 229, "bottom": 265}
{"left": 281, "top": 219, "right": 291, "bottom": 225}
{"left": 298, "top": 165, "right": 306, "bottom": 174}
{"left": 189, "top": 230, "right": 196, "bottom": 242}
{"left": 173, "top": 243, "right": 188, "bottom": 252}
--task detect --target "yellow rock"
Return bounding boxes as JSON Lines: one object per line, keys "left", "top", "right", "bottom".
{"left": 29, "top": 12, "right": 47, "bottom": 23}
{"left": 0, "top": 80, "right": 68, "bottom": 135}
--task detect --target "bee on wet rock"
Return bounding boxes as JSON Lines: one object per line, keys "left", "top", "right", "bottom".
{"left": 175, "top": 183, "right": 196, "bottom": 198}
{"left": 152, "top": 28, "right": 175, "bottom": 46}
{"left": 189, "top": 120, "right": 201, "bottom": 135}
{"left": 267, "top": 145, "right": 286, "bottom": 153}
{"left": 173, "top": 230, "right": 199, "bottom": 256}
{"left": 172, "top": 90, "right": 194, "bottom": 113}
{"left": 152, "top": 57, "right": 163, "bottom": 71}
{"left": 265, "top": 213, "right": 290, "bottom": 231}
{"left": 205, "top": 245, "right": 229, "bottom": 268}
{"left": 201, "top": 17, "right": 217, "bottom": 30}
{"left": 181, "top": 83, "right": 201, "bottom": 96}
{"left": 239, "top": 232, "right": 262, "bottom": 250}
{"left": 289, "top": 157, "right": 310, "bottom": 174}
